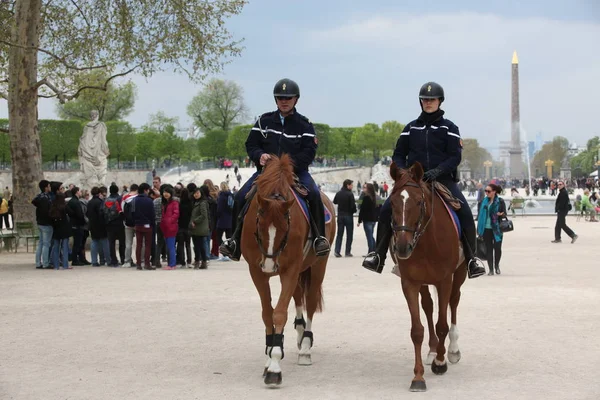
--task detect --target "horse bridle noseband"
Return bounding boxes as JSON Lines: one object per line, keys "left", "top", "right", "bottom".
{"left": 254, "top": 193, "right": 291, "bottom": 259}
{"left": 391, "top": 181, "right": 435, "bottom": 249}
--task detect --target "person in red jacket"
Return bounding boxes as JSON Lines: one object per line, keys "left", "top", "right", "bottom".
{"left": 160, "top": 185, "right": 180, "bottom": 270}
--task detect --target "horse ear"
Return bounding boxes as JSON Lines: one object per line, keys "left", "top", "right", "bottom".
{"left": 411, "top": 162, "right": 424, "bottom": 182}
{"left": 390, "top": 162, "right": 399, "bottom": 181}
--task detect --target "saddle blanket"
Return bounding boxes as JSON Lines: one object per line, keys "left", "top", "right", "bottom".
{"left": 290, "top": 188, "right": 332, "bottom": 225}
{"left": 437, "top": 192, "right": 461, "bottom": 236}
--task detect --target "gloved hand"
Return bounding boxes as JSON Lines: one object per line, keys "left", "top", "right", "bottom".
{"left": 423, "top": 167, "right": 443, "bottom": 182}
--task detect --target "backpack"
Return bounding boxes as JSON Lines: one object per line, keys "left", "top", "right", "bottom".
{"left": 123, "top": 199, "right": 135, "bottom": 227}
{"left": 103, "top": 200, "right": 120, "bottom": 224}
{"left": 227, "top": 193, "right": 234, "bottom": 210}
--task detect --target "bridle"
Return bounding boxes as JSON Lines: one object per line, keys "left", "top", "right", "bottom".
{"left": 254, "top": 193, "right": 291, "bottom": 259}
{"left": 391, "top": 180, "right": 435, "bottom": 249}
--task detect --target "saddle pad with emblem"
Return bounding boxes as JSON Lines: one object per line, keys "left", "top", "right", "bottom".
{"left": 290, "top": 188, "right": 332, "bottom": 225}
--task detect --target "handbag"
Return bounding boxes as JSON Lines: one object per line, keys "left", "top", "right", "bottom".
{"left": 499, "top": 217, "right": 514, "bottom": 233}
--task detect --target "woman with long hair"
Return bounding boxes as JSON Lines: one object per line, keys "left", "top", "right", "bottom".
{"left": 160, "top": 185, "right": 180, "bottom": 270}
{"left": 190, "top": 186, "right": 209, "bottom": 269}
{"left": 49, "top": 192, "right": 73, "bottom": 270}
{"left": 358, "top": 183, "right": 378, "bottom": 253}
{"left": 203, "top": 179, "right": 220, "bottom": 258}
{"left": 477, "top": 183, "right": 507, "bottom": 275}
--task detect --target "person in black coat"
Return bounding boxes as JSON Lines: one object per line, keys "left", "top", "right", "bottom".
{"left": 358, "top": 183, "right": 378, "bottom": 253}
{"left": 66, "top": 187, "right": 86, "bottom": 265}
{"left": 176, "top": 188, "right": 193, "bottom": 267}
{"left": 552, "top": 181, "right": 578, "bottom": 243}
{"left": 49, "top": 193, "right": 72, "bottom": 270}
{"left": 86, "top": 186, "right": 110, "bottom": 266}
{"left": 333, "top": 179, "right": 357, "bottom": 257}
{"left": 216, "top": 182, "right": 233, "bottom": 255}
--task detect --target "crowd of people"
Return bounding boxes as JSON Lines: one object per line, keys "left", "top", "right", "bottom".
{"left": 29, "top": 175, "right": 234, "bottom": 270}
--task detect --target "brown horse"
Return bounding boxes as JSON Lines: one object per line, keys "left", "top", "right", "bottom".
{"left": 241, "top": 154, "right": 336, "bottom": 387}
{"left": 388, "top": 161, "right": 467, "bottom": 392}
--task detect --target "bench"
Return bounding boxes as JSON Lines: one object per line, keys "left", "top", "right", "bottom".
{"left": 15, "top": 221, "right": 40, "bottom": 253}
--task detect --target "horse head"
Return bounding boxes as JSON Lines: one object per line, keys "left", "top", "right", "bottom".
{"left": 253, "top": 154, "right": 296, "bottom": 273}
{"left": 389, "top": 161, "right": 427, "bottom": 259}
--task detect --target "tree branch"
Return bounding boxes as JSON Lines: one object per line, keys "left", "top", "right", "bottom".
{"left": 0, "top": 128, "right": 8, "bottom": 134}
{"left": 0, "top": 91, "right": 7, "bottom": 100}
{"left": 0, "top": 39, "right": 106, "bottom": 71}
{"left": 69, "top": 0, "right": 90, "bottom": 28}
{"left": 67, "top": 66, "right": 139, "bottom": 99}
{"left": 32, "top": 78, "right": 67, "bottom": 102}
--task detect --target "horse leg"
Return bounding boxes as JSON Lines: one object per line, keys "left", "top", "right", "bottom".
{"left": 264, "top": 269, "right": 300, "bottom": 386}
{"left": 449, "top": 264, "right": 467, "bottom": 364}
{"left": 298, "top": 262, "right": 325, "bottom": 366}
{"left": 431, "top": 279, "right": 453, "bottom": 375}
{"left": 249, "top": 267, "right": 274, "bottom": 378}
{"left": 420, "top": 285, "right": 439, "bottom": 365}
{"left": 292, "top": 285, "right": 306, "bottom": 350}
{"left": 402, "top": 279, "right": 427, "bottom": 392}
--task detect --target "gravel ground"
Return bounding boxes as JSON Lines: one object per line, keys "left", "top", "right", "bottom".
{"left": 0, "top": 216, "right": 598, "bottom": 400}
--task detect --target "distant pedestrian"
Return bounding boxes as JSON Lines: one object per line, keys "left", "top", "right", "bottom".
{"left": 552, "top": 181, "right": 577, "bottom": 244}
{"left": 357, "top": 183, "right": 378, "bottom": 253}
{"left": 333, "top": 179, "right": 357, "bottom": 257}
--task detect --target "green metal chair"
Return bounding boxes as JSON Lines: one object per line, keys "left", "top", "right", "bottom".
{"left": 15, "top": 222, "right": 40, "bottom": 253}
{"left": 0, "top": 228, "right": 18, "bottom": 253}
{"left": 509, "top": 198, "right": 525, "bottom": 217}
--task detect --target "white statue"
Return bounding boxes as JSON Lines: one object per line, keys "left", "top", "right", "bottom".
{"left": 78, "top": 110, "right": 109, "bottom": 188}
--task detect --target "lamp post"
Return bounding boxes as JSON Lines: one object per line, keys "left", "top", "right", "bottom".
{"left": 544, "top": 159, "right": 554, "bottom": 178}
{"left": 483, "top": 160, "right": 493, "bottom": 180}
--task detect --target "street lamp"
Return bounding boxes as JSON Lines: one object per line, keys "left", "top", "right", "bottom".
{"left": 544, "top": 159, "right": 554, "bottom": 178}
{"left": 483, "top": 160, "right": 493, "bottom": 180}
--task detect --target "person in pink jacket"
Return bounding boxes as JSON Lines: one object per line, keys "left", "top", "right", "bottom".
{"left": 160, "top": 185, "right": 180, "bottom": 270}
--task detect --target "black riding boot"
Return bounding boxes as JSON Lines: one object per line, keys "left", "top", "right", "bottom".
{"left": 308, "top": 198, "right": 330, "bottom": 256}
{"left": 219, "top": 197, "right": 246, "bottom": 261}
{"left": 362, "top": 221, "right": 392, "bottom": 274}
{"left": 462, "top": 225, "right": 486, "bottom": 279}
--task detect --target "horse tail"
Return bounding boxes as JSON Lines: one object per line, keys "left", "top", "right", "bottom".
{"left": 299, "top": 267, "right": 324, "bottom": 313}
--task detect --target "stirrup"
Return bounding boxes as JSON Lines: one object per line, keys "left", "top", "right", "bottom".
{"left": 219, "top": 238, "right": 237, "bottom": 258}
{"left": 313, "top": 236, "right": 330, "bottom": 256}
{"left": 362, "top": 252, "right": 384, "bottom": 274}
{"left": 467, "top": 257, "right": 486, "bottom": 279}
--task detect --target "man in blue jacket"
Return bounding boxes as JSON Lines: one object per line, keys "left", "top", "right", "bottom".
{"left": 362, "top": 82, "right": 486, "bottom": 279}
{"left": 220, "top": 78, "right": 330, "bottom": 261}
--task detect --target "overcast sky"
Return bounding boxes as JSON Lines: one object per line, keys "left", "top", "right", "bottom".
{"left": 1, "top": 0, "right": 599, "bottom": 152}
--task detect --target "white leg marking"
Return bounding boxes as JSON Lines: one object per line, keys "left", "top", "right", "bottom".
{"left": 295, "top": 306, "right": 303, "bottom": 319}
{"left": 268, "top": 346, "right": 282, "bottom": 373}
{"left": 425, "top": 352, "right": 436, "bottom": 365}
{"left": 262, "top": 224, "right": 277, "bottom": 273}
{"left": 434, "top": 357, "right": 446, "bottom": 366}
{"left": 295, "top": 307, "right": 305, "bottom": 348}
{"left": 298, "top": 318, "right": 313, "bottom": 366}
{"left": 264, "top": 347, "right": 272, "bottom": 370}
{"left": 448, "top": 323, "right": 461, "bottom": 363}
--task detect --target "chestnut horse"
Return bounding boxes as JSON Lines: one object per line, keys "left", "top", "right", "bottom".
{"left": 388, "top": 162, "right": 467, "bottom": 392}
{"left": 241, "top": 154, "right": 336, "bottom": 387}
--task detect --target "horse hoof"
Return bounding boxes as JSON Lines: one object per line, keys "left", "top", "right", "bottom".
{"left": 425, "top": 352, "right": 436, "bottom": 365}
{"left": 264, "top": 371, "right": 282, "bottom": 387}
{"left": 448, "top": 350, "right": 461, "bottom": 364}
{"left": 409, "top": 380, "right": 427, "bottom": 392}
{"left": 262, "top": 367, "right": 267, "bottom": 377}
{"left": 431, "top": 361, "right": 448, "bottom": 375}
{"left": 298, "top": 353, "right": 312, "bottom": 366}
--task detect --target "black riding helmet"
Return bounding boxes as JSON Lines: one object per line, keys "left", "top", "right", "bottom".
{"left": 419, "top": 81, "right": 444, "bottom": 103}
{"left": 273, "top": 78, "right": 300, "bottom": 99}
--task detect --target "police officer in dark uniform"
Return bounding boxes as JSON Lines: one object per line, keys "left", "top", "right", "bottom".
{"left": 220, "top": 78, "right": 331, "bottom": 261}
{"left": 362, "top": 82, "right": 486, "bottom": 279}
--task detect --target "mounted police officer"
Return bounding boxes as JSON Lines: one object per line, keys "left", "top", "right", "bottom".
{"left": 220, "top": 78, "right": 331, "bottom": 261}
{"left": 362, "top": 82, "right": 486, "bottom": 279}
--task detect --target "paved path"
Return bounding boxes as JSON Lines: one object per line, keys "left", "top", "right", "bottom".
{"left": 0, "top": 216, "right": 598, "bottom": 400}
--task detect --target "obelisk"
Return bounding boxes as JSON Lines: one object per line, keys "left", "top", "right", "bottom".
{"left": 509, "top": 51, "right": 524, "bottom": 178}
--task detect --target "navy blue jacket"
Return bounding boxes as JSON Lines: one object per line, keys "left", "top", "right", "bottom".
{"left": 216, "top": 190, "right": 233, "bottom": 230}
{"left": 245, "top": 109, "right": 317, "bottom": 172}
{"left": 392, "top": 116, "right": 462, "bottom": 181}
{"left": 133, "top": 193, "right": 156, "bottom": 227}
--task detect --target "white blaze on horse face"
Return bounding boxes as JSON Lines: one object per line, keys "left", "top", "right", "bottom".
{"left": 400, "top": 190, "right": 410, "bottom": 226}
{"left": 262, "top": 224, "right": 278, "bottom": 273}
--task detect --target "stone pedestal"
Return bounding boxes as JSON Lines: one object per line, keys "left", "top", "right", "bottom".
{"left": 560, "top": 168, "right": 571, "bottom": 179}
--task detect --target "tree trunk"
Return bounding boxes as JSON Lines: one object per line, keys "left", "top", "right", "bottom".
{"left": 8, "top": 0, "right": 43, "bottom": 224}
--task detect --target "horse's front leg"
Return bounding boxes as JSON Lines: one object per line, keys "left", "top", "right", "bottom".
{"left": 263, "top": 269, "right": 300, "bottom": 386}
{"left": 432, "top": 279, "right": 453, "bottom": 375}
{"left": 249, "top": 267, "right": 274, "bottom": 378}
{"left": 292, "top": 285, "right": 306, "bottom": 350}
{"left": 448, "top": 264, "right": 467, "bottom": 364}
{"left": 402, "top": 279, "right": 427, "bottom": 392}
{"left": 420, "top": 285, "right": 439, "bottom": 365}
{"left": 298, "top": 261, "right": 326, "bottom": 366}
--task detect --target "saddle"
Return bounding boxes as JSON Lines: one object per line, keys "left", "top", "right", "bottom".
{"left": 432, "top": 181, "right": 461, "bottom": 211}
{"left": 245, "top": 173, "right": 309, "bottom": 200}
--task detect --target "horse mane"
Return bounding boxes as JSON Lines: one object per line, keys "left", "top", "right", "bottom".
{"left": 256, "top": 154, "right": 295, "bottom": 198}
{"left": 391, "top": 169, "right": 415, "bottom": 195}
